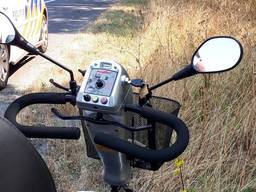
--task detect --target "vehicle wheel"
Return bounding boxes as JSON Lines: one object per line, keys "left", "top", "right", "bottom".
{"left": 0, "top": 45, "right": 9, "bottom": 90}
{"left": 38, "top": 14, "right": 48, "bottom": 53}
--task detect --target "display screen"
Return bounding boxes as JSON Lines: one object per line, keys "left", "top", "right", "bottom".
{"left": 101, "top": 62, "right": 112, "bottom": 69}
{"left": 85, "top": 69, "right": 118, "bottom": 96}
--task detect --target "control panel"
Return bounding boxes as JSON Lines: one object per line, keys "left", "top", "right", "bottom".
{"left": 85, "top": 68, "right": 118, "bottom": 97}
{"left": 76, "top": 60, "right": 132, "bottom": 113}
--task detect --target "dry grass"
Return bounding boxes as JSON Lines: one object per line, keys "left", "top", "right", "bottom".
{"left": 17, "top": 0, "right": 256, "bottom": 191}
{"left": 129, "top": 0, "right": 256, "bottom": 192}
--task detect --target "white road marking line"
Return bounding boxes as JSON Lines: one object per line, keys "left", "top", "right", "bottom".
{"left": 45, "top": 0, "right": 57, "bottom": 4}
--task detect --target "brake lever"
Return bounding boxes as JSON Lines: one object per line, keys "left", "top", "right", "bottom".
{"left": 49, "top": 79, "right": 70, "bottom": 92}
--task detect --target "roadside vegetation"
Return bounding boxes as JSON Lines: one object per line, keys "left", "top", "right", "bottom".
{"left": 18, "top": 0, "right": 256, "bottom": 191}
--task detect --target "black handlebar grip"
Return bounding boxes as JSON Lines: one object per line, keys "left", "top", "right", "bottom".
{"left": 17, "top": 125, "right": 80, "bottom": 139}
{"left": 4, "top": 93, "right": 80, "bottom": 140}
{"left": 94, "top": 105, "right": 189, "bottom": 163}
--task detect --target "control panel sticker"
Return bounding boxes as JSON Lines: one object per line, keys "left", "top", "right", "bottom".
{"left": 85, "top": 69, "right": 118, "bottom": 97}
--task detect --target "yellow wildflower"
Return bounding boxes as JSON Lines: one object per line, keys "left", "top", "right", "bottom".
{"left": 175, "top": 158, "right": 185, "bottom": 168}
{"left": 174, "top": 169, "right": 181, "bottom": 176}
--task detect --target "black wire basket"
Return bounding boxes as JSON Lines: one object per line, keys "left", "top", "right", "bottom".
{"left": 80, "top": 93, "right": 181, "bottom": 171}
{"left": 128, "top": 94, "right": 181, "bottom": 171}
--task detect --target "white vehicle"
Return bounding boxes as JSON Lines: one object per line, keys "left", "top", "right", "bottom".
{"left": 0, "top": 0, "right": 48, "bottom": 90}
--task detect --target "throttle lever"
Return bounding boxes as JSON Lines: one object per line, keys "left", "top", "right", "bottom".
{"left": 49, "top": 79, "right": 70, "bottom": 92}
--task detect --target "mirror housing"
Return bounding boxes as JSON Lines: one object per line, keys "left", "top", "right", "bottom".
{"left": 149, "top": 36, "right": 243, "bottom": 91}
{"left": 0, "top": 11, "right": 40, "bottom": 54}
{"left": 0, "top": 13, "right": 15, "bottom": 44}
{"left": 170, "top": 36, "right": 243, "bottom": 81}
{"left": 192, "top": 36, "right": 243, "bottom": 73}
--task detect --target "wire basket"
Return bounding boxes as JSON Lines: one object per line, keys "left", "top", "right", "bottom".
{"left": 128, "top": 93, "right": 181, "bottom": 170}
{"left": 80, "top": 93, "right": 181, "bottom": 170}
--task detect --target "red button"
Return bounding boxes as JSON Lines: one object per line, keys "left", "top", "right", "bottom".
{"left": 101, "top": 97, "right": 108, "bottom": 104}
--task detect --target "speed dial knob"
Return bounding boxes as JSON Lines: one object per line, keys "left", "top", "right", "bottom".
{"left": 95, "top": 79, "right": 105, "bottom": 89}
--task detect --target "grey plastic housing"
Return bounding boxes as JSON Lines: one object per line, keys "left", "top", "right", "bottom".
{"left": 82, "top": 111, "right": 133, "bottom": 186}
{"left": 77, "top": 60, "right": 134, "bottom": 186}
{"left": 76, "top": 60, "right": 131, "bottom": 113}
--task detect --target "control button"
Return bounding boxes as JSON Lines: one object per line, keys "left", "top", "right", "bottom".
{"left": 101, "top": 97, "right": 108, "bottom": 105}
{"left": 95, "top": 79, "right": 105, "bottom": 89}
{"left": 92, "top": 96, "right": 99, "bottom": 103}
{"left": 83, "top": 94, "right": 91, "bottom": 102}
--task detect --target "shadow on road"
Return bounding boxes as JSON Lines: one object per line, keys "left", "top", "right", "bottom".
{"left": 0, "top": 84, "right": 24, "bottom": 117}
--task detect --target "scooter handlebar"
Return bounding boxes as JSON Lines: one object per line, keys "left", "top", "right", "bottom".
{"left": 94, "top": 105, "right": 189, "bottom": 163}
{"left": 4, "top": 93, "right": 80, "bottom": 140}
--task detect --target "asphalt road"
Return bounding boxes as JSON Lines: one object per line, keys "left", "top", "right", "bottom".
{"left": 0, "top": 0, "right": 116, "bottom": 116}
{"left": 46, "top": 0, "right": 116, "bottom": 33}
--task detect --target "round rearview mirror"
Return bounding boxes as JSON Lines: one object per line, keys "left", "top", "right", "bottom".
{"left": 192, "top": 37, "right": 243, "bottom": 73}
{"left": 0, "top": 12, "right": 16, "bottom": 44}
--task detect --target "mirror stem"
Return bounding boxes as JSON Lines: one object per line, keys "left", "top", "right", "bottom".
{"left": 13, "top": 35, "right": 75, "bottom": 82}
{"left": 37, "top": 52, "right": 75, "bottom": 81}
{"left": 37, "top": 52, "right": 78, "bottom": 95}
{"left": 14, "top": 36, "right": 78, "bottom": 95}
{"left": 149, "top": 64, "right": 196, "bottom": 92}
{"left": 149, "top": 77, "right": 174, "bottom": 92}
{"left": 14, "top": 35, "right": 75, "bottom": 81}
